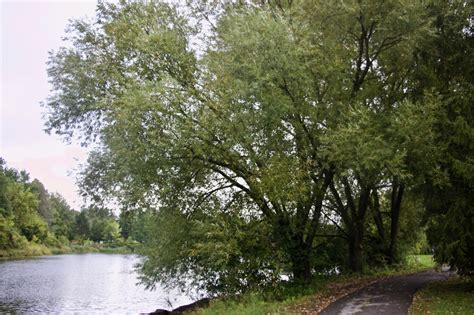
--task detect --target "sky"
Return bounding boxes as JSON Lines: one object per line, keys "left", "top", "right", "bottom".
{"left": 1, "top": 0, "right": 99, "bottom": 209}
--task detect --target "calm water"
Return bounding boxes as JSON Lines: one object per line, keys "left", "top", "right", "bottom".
{"left": 0, "top": 253, "right": 195, "bottom": 313}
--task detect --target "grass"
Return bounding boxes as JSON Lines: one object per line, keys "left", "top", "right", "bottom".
{"left": 69, "top": 243, "right": 133, "bottom": 254}
{"left": 405, "top": 255, "right": 435, "bottom": 269}
{"left": 0, "top": 242, "right": 134, "bottom": 260}
{"left": 198, "top": 294, "right": 278, "bottom": 315}
{"left": 0, "top": 243, "right": 52, "bottom": 259}
{"left": 194, "top": 255, "right": 438, "bottom": 315}
{"left": 409, "top": 276, "right": 474, "bottom": 315}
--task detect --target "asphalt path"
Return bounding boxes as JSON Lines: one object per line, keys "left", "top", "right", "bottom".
{"left": 319, "top": 270, "right": 449, "bottom": 315}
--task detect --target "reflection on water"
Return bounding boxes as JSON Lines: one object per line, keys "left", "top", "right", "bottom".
{"left": 0, "top": 253, "right": 194, "bottom": 313}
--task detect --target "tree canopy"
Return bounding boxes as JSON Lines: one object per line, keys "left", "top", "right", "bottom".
{"left": 43, "top": 0, "right": 473, "bottom": 292}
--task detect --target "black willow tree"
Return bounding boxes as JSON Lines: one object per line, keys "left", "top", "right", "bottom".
{"left": 44, "top": 0, "right": 458, "bottom": 293}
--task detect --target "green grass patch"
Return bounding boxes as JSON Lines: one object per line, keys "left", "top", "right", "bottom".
{"left": 405, "top": 255, "right": 436, "bottom": 270}
{"left": 200, "top": 294, "right": 278, "bottom": 315}
{"left": 409, "top": 277, "right": 474, "bottom": 315}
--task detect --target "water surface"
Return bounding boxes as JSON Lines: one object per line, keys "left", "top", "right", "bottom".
{"left": 0, "top": 253, "right": 194, "bottom": 313}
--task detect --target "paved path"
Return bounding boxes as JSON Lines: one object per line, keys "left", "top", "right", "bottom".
{"left": 319, "top": 271, "right": 449, "bottom": 315}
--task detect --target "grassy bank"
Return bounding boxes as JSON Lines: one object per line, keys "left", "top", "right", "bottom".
{"left": 0, "top": 241, "right": 136, "bottom": 260}
{"left": 194, "top": 255, "right": 436, "bottom": 315}
{"left": 0, "top": 242, "right": 53, "bottom": 259}
{"left": 409, "top": 276, "right": 474, "bottom": 315}
{"left": 68, "top": 242, "right": 135, "bottom": 254}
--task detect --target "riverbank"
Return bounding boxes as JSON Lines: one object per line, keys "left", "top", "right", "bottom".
{"left": 189, "top": 255, "right": 438, "bottom": 315}
{"left": 0, "top": 241, "right": 135, "bottom": 260}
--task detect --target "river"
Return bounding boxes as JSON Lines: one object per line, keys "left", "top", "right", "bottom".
{"left": 0, "top": 253, "right": 195, "bottom": 313}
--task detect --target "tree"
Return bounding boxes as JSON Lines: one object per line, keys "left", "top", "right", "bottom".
{"left": 119, "top": 208, "right": 152, "bottom": 242}
{"left": 74, "top": 211, "right": 90, "bottom": 240}
{"left": 324, "top": 98, "right": 438, "bottom": 270}
{"left": 118, "top": 210, "right": 133, "bottom": 240}
{"left": 0, "top": 158, "right": 13, "bottom": 218}
{"left": 80, "top": 205, "right": 120, "bottom": 242}
{"left": 0, "top": 158, "right": 79, "bottom": 249}
{"left": 29, "top": 179, "right": 53, "bottom": 226}
{"left": 5, "top": 180, "right": 48, "bottom": 242}
{"left": 44, "top": 0, "right": 432, "bottom": 289}
{"left": 415, "top": 1, "right": 474, "bottom": 276}
{"left": 50, "top": 193, "right": 77, "bottom": 240}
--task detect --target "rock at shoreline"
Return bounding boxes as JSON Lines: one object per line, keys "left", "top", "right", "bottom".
{"left": 149, "top": 298, "right": 210, "bottom": 314}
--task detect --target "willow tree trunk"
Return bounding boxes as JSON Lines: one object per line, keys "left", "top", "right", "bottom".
{"left": 347, "top": 186, "right": 371, "bottom": 272}
{"left": 348, "top": 223, "right": 365, "bottom": 272}
{"left": 274, "top": 217, "right": 313, "bottom": 283}
{"left": 290, "top": 239, "right": 312, "bottom": 282}
{"left": 389, "top": 182, "right": 405, "bottom": 264}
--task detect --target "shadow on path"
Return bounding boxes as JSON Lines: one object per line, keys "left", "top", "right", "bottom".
{"left": 319, "top": 270, "right": 449, "bottom": 315}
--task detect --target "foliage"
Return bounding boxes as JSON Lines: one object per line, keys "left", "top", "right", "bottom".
{"left": 416, "top": 1, "right": 474, "bottom": 276}
{"left": 29, "top": 179, "right": 53, "bottom": 226}
{"left": 0, "top": 214, "right": 27, "bottom": 250}
{"left": 70, "top": 206, "right": 122, "bottom": 243}
{"left": 310, "top": 225, "right": 347, "bottom": 274}
{"left": 0, "top": 157, "right": 124, "bottom": 257}
{"left": 119, "top": 209, "right": 153, "bottom": 243}
{"left": 90, "top": 218, "right": 120, "bottom": 242}
{"left": 404, "top": 255, "right": 436, "bottom": 270}
{"left": 74, "top": 211, "right": 90, "bottom": 239}
{"left": 42, "top": 0, "right": 437, "bottom": 288}
{"left": 49, "top": 193, "right": 77, "bottom": 240}
{"left": 199, "top": 257, "right": 437, "bottom": 315}
{"left": 138, "top": 206, "right": 287, "bottom": 295}
{"left": 40, "top": 0, "right": 473, "bottom": 295}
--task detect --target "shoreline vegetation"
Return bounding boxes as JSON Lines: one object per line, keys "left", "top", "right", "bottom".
{"left": 1, "top": 158, "right": 142, "bottom": 262}
{"left": 150, "top": 255, "right": 440, "bottom": 315}
{"left": 191, "top": 255, "right": 438, "bottom": 315}
{"left": 0, "top": 240, "right": 137, "bottom": 260}
{"left": 187, "top": 256, "right": 474, "bottom": 315}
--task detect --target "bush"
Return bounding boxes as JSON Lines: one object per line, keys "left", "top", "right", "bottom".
{"left": 0, "top": 215, "right": 28, "bottom": 249}
{"left": 19, "top": 215, "right": 48, "bottom": 242}
{"left": 43, "top": 233, "right": 63, "bottom": 248}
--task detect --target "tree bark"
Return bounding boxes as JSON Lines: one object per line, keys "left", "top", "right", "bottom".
{"left": 290, "top": 240, "right": 312, "bottom": 282}
{"left": 372, "top": 190, "right": 386, "bottom": 242}
{"left": 274, "top": 216, "right": 313, "bottom": 283}
{"left": 347, "top": 185, "right": 371, "bottom": 272}
{"left": 348, "top": 225, "right": 364, "bottom": 272}
{"left": 389, "top": 181, "right": 405, "bottom": 264}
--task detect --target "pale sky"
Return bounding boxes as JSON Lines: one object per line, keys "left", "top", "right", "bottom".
{"left": 1, "top": 0, "right": 98, "bottom": 209}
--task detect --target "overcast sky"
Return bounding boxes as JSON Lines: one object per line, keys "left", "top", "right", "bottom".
{"left": 1, "top": 0, "right": 98, "bottom": 209}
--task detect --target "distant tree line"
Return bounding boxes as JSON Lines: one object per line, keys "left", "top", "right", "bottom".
{"left": 0, "top": 157, "right": 143, "bottom": 253}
